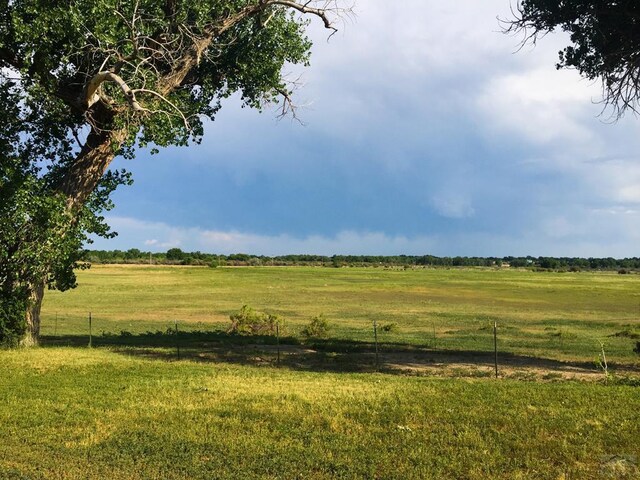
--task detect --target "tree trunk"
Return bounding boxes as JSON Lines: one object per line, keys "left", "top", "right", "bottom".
{"left": 58, "top": 109, "right": 126, "bottom": 208}
{"left": 21, "top": 280, "right": 45, "bottom": 347}
{"left": 19, "top": 121, "right": 125, "bottom": 346}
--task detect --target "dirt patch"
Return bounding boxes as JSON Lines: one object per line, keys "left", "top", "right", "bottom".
{"left": 381, "top": 352, "right": 604, "bottom": 381}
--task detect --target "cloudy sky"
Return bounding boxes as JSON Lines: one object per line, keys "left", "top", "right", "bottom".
{"left": 93, "top": 0, "right": 640, "bottom": 257}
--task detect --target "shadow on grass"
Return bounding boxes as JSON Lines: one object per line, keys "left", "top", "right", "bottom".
{"left": 39, "top": 329, "right": 638, "bottom": 379}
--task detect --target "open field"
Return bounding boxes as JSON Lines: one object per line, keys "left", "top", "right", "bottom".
{"left": 39, "top": 265, "right": 640, "bottom": 375}
{"left": 2, "top": 265, "right": 640, "bottom": 478}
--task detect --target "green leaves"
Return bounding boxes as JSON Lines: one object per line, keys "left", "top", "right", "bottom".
{"left": 508, "top": 0, "right": 640, "bottom": 117}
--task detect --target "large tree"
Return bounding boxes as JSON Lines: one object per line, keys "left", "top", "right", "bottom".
{"left": 0, "top": 0, "right": 345, "bottom": 346}
{"left": 505, "top": 0, "right": 640, "bottom": 118}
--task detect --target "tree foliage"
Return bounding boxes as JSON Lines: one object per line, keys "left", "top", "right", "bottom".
{"left": 505, "top": 0, "right": 640, "bottom": 118}
{"left": 0, "top": 0, "right": 344, "bottom": 344}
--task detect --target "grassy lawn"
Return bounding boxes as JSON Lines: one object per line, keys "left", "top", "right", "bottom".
{"left": 2, "top": 266, "right": 639, "bottom": 478}
{"left": 1, "top": 347, "right": 639, "bottom": 480}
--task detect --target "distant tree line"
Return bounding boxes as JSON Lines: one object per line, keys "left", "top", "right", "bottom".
{"left": 81, "top": 249, "right": 640, "bottom": 272}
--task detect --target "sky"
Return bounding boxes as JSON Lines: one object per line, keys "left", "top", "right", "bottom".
{"left": 93, "top": 0, "right": 640, "bottom": 257}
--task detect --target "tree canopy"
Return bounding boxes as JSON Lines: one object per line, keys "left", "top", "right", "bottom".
{"left": 0, "top": 0, "right": 344, "bottom": 345}
{"left": 505, "top": 0, "right": 640, "bottom": 118}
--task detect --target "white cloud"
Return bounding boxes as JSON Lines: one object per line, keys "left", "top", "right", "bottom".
{"left": 582, "top": 158, "right": 640, "bottom": 204}
{"left": 310, "top": 0, "right": 516, "bottom": 76}
{"left": 476, "top": 67, "right": 600, "bottom": 146}
{"left": 100, "top": 216, "right": 440, "bottom": 256}
{"left": 92, "top": 211, "right": 640, "bottom": 259}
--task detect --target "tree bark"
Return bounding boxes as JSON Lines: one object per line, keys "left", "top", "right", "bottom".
{"left": 20, "top": 115, "right": 125, "bottom": 346}
{"left": 58, "top": 104, "right": 126, "bottom": 208}
{"left": 21, "top": 280, "right": 45, "bottom": 347}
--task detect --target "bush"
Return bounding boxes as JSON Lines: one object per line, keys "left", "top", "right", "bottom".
{"left": 380, "top": 322, "right": 399, "bottom": 333}
{"left": 301, "top": 314, "right": 331, "bottom": 339}
{"left": 0, "top": 296, "right": 27, "bottom": 347}
{"left": 228, "top": 305, "right": 282, "bottom": 336}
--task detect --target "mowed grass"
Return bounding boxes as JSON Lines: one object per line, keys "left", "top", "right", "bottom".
{"left": 1, "top": 348, "right": 640, "bottom": 480}
{"left": 40, "top": 265, "right": 640, "bottom": 364}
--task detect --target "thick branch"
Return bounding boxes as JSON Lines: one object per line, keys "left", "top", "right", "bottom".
{"left": 160, "top": 0, "right": 340, "bottom": 94}
{"left": 58, "top": 128, "right": 127, "bottom": 210}
{"left": 84, "top": 71, "right": 145, "bottom": 111}
{"left": 56, "top": 101, "right": 125, "bottom": 210}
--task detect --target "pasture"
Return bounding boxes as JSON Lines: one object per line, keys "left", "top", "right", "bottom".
{"left": 2, "top": 265, "right": 640, "bottom": 479}
{"left": 40, "top": 265, "right": 640, "bottom": 373}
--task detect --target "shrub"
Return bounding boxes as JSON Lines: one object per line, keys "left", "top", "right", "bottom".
{"left": 0, "top": 295, "right": 27, "bottom": 347}
{"left": 301, "top": 314, "right": 331, "bottom": 339}
{"left": 228, "top": 305, "right": 282, "bottom": 336}
{"left": 380, "top": 322, "right": 399, "bottom": 333}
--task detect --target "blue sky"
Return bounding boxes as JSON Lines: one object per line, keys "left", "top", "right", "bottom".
{"left": 93, "top": 0, "right": 640, "bottom": 257}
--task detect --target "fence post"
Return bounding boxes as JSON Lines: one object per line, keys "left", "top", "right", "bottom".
{"left": 276, "top": 322, "right": 281, "bottom": 366}
{"left": 175, "top": 320, "right": 180, "bottom": 359}
{"left": 432, "top": 322, "right": 437, "bottom": 349}
{"left": 493, "top": 321, "right": 498, "bottom": 379}
{"left": 55, "top": 312, "right": 58, "bottom": 336}
{"left": 88, "top": 312, "right": 92, "bottom": 348}
{"left": 373, "top": 319, "right": 379, "bottom": 371}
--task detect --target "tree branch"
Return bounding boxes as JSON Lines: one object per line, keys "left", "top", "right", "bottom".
{"left": 84, "top": 71, "right": 145, "bottom": 111}
{"left": 268, "top": 0, "right": 338, "bottom": 35}
{"left": 135, "top": 88, "right": 190, "bottom": 128}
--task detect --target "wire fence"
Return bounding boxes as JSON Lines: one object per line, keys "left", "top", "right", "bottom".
{"left": 38, "top": 311, "right": 640, "bottom": 377}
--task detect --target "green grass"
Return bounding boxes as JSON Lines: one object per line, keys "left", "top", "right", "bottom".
{"left": 40, "top": 265, "right": 640, "bottom": 365}
{"left": 3, "top": 265, "right": 640, "bottom": 478}
{"left": 1, "top": 348, "right": 639, "bottom": 479}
